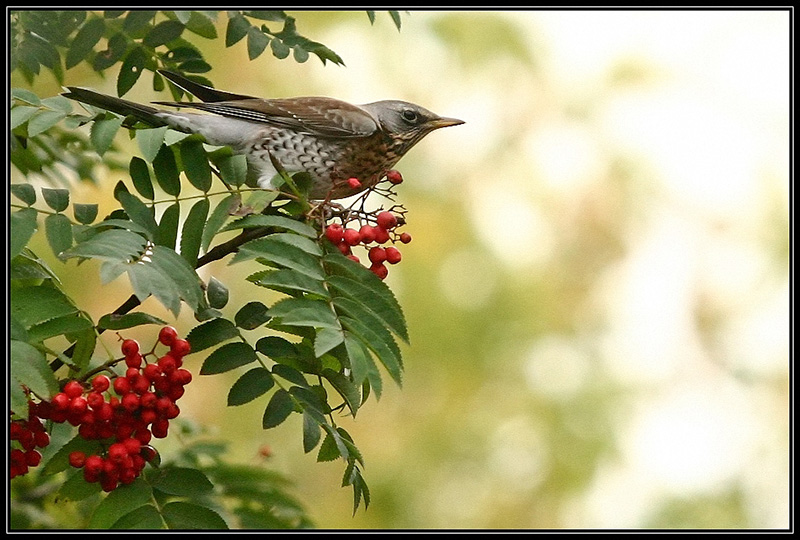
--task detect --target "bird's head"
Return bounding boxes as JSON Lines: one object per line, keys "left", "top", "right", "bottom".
{"left": 362, "top": 100, "right": 464, "bottom": 153}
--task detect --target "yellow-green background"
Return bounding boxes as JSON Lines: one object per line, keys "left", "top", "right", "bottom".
{"left": 14, "top": 10, "right": 789, "bottom": 529}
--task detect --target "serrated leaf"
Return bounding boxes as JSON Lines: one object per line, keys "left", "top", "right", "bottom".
{"left": 185, "top": 11, "right": 218, "bottom": 39}
{"left": 11, "top": 105, "right": 39, "bottom": 129}
{"left": 90, "top": 115, "right": 124, "bottom": 156}
{"left": 206, "top": 276, "right": 229, "bottom": 309}
{"left": 255, "top": 335, "right": 297, "bottom": 359}
{"left": 201, "top": 193, "right": 239, "bottom": 252}
{"left": 44, "top": 213, "right": 73, "bottom": 258}
{"left": 161, "top": 501, "right": 228, "bottom": 530}
{"left": 88, "top": 479, "right": 154, "bottom": 528}
{"left": 129, "top": 157, "right": 155, "bottom": 199}
{"left": 186, "top": 318, "right": 239, "bottom": 353}
{"left": 62, "top": 228, "right": 147, "bottom": 262}
{"left": 200, "top": 341, "right": 257, "bottom": 375}
{"left": 216, "top": 152, "right": 247, "bottom": 187}
{"left": 221, "top": 214, "right": 317, "bottom": 237}
{"left": 11, "top": 339, "right": 59, "bottom": 403}
{"left": 327, "top": 274, "right": 408, "bottom": 342}
{"left": 155, "top": 202, "right": 180, "bottom": 248}
{"left": 123, "top": 10, "right": 156, "bottom": 32}
{"left": 151, "top": 467, "right": 214, "bottom": 496}
{"left": 143, "top": 20, "right": 185, "bottom": 47}
{"left": 117, "top": 191, "right": 158, "bottom": 239}
{"left": 98, "top": 312, "right": 167, "bottom": 330}
{"left": 228, "top": 367, "right": 275, "bottom": 406}
{"left": 322, "top": 367, "right": 360, "bottom": 415}
{"left": 153, "top": 144, "right": 181, "bottom": 196}
{"left": 339, "top": 311, "right": 402, "bottom": 386}
{"left": 234, "top": 301, "right": 270, "bottom": 330}
{"left": 92, "top": 32, "right": 127, "bottom": 71}
{"left": 248, "top": 268, "right": 328, "bottom": 297}
{"left": 27, "top": 313, "right": 93, "bottom": 342}
{"left": 11, "top": 183, "right": 36, "bottom": 206}
{"left": 117, "top": 47, "right": 148, "bottom": 97}
{"left": 41, "top": 434, "right": 105, "bottom": 476}
{"left": 11, "top": 208, "right": 38, "bottom": 259}
{"left": 233, "top": 238, "right": 324, "bottom": 280}
{"left": 73, "top": 203, "right": 99, "bottom": 224}
{"left": 66, "top": 16, "right": 106, "bottom": 68}
{"left": 344, "top": 333, "right": 381, "bottom": 398}
{"left": 226, "top": 13, "right": 251, "bottom": 46}
{"left": 144, "top": 245, "right": 205, "bottom": 312}
{"left": 27, "top": 109, "right": 66, "bottom": 137}
{"left": 41, "top": 187, "right": 70, "bottom": 212}
{"left": 136, "top": 126, "right": 169, "bottom": 162}
{"left": 267, "top": 297, "right": 339, "bottom": 329}
{"left": 11, "top": 285, "right": 77, "bottom": 328}
{"left": 179, "top": 138, "right": 212, "bottom": 191}
{"left": 302, "top": 411, "right": 322, "bottom": 453}
{"left": 180, "top": 198, "right": 209, "bottom": 266}
{"left": 58, "top": 470, "right": 102, "bottom": 502}
{"left": 110, "top": 505, "right": 164, "bottom": 529}
{"left": 272, "top": 364, "right": 308, "bottom": 387}
{"left": 12, "top": 88, "right": 41, "bottom": 106}
{"left": 314, "top": 327, "right": 344, "bottom": 358}
{"left": 247, "top": 27, "right": 269, "bottom": 60}
{"left": 262, "top": 389, "right": 294, "bottom": 428}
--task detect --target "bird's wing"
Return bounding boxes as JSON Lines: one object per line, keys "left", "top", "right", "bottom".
{"left": 153, "top": 97, "right": 380, "bottom": 138}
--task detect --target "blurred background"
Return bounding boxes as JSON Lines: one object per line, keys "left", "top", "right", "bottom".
{"left": 17, "top": 9, "right": 790, "bottom": 529}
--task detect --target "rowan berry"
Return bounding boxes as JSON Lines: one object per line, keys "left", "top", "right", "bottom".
{"left": 91, "top": 374, "right": 110, "bottom": 392}
{"left": 64, "top": 380, "right": 84, "bottom": 399}
{"left": 158, "top": 326, "right": 178, "bottom": 347}
{"left": 385, "top": 246, "right": 402, "bottom": 264}
{"left": 369, "top": 246, "right": 387, "bottom": 264}
{"left": 325, "top": 223, "right": 344, "bottom": 244}
{"left": 121, "top": 339, "right": 140, "bottom": 358}
{"left": 359, "top": 225, "right": 376, "bottom": 244}
{"left": 386, "top": 170, "right": 403, "bottom": 184}
{"left": 376, "top": 211, "right": 398, "bottom": 230}
{"left": 343, "top": 228, "right": 362, "bottom": 246}
{"left": 370, "top": 262, "right": 389, "bottom": 280}
{"left": 347, "top": 177, "right": 362, "bottom": 189}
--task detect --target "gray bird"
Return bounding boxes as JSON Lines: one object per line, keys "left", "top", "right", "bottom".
{"left": 63, "top": 70, "right": 464, "bottom": 199}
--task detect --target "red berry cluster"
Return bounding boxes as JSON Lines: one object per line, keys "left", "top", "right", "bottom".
{"left": 10, "top": 407, "right": 50, "bottom": 479}
{"left": 324, "top": 210, "right": 411, "bottom": 279}
{"left": 9, "top": 326, "right": 192, "bottom": 492}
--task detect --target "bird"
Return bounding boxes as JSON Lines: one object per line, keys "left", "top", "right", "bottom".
{"left": 63, "top": 70, "right": 464, "bottom": 199}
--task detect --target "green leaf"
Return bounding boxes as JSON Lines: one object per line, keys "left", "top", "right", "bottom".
{"left": 136, "top": 126, "right": 169, "bottom": 162}
{"left": 11, "top": 285, "right": 77, "bottom": 328}
{"left": 327, "top": 274, "right": 408, "bottom": 342}
{"left": 73, "top": 203, "right": 99, "bottom": 224}
{"left": 322, "top": 366, "right": 361, "bottom": 415}
{"left": 226, "top": 13, "right": 250, "bottom": 46}
{"left": 302, "top": 411, "right": 322, "bottom": 453}
{"left": 11, "top": 208, "right": 38, "bottom": 259}
{"left": 267, "top": 297, "right": 339, "bottom": 329}
{"left": 269, "top": 232, "right": 323, "bottom": 256}
{"left": 228, "top": 367, "right": 275, "bottom": 406}
{"left": 317, "top": 430, "right": 341, "bottom": 462}
{"left": 247, "top": 27, "right": 269, "bottom": 59}
{"left": 389, "top": 10, "right": 403, "bottom": 30}
{"left": 155, "top": 202, "right": 180, "bottom": 248}
{"left": 151, "top": 467, "right": 214, "bottom": 496}
{"left": 44, "top": 213, "right": 73, "bottom": 258}
{"left": 129, "top": 157, "right": 155, "bottom": 199}
{"left": 248, "top": 268, "right": 328, "bottom": 297}
{"left": 270, "top": 37, "right": 290, "bottom": 59}
{"left": 118, "top": 192, "right": 158, "bottom": 239}
{"left": 58, "top": 470, "right": 102, "bottom": 502}
{"left": 206, "top": 276, "right": 229, "bottom": 309}
{"left": 272, "top": 364, "right": 309, "bottom": 388}
{"left": 185, "top": 11, "right": 218, "bottom": 39}
{"left": 262, "top": 389, "right": 294, "bottom": 428}
{"left": 90, "top": 115, "right": 124, "bottom": 156}
{"left": 88, "top": 480, "right": 154, "bottom": 528}
{"left": 27, "top": 314, "right": 93, "bottom": 342}
{"left": 62, "top": 228, "right": 146, "bottom": 263}
{"left": 123, "top": 10, "right": 156, "bottom": 33}
{"left": 92, "top": 32, "right": 128, "bottom": 71}
{"left": 110, "top": 505, "right": 164, "bottom": 529}
{"left": 153, "top": 144, "right": 181, "bottom": 196}
{"left": 11, "top": 183, "right": 36, "bottom": 206}
{"left": 344, "top": 333, "right": 381, "bottom": 397}
{"left": 340, "top": 312, "right": 403, "bottom": 386}
{"left": 186, "top": 318, "right": 240, "bottom": 353}
{"left": 117, "top": 47, "right": 148, "bottom": 97}
{"left": 216, "top": 153, "right": 247, "bottom": 187}
{"left": 233, "top": 238, "right": 324, "bottom": 280}
{"left": 200, "top": 341, "right": 257, "bottom": 375}
{"left": 143, "top": 20, "right": 185, "bottom": 47}
{"left": 161, "top": 501, "right": 228, "bottom": 530}
{"left": 221, "top": 214, "right": 317, "bottom": 238}
{"left": 66, "top": 16, "right": 106, "bottom": 68}
{"left": 255, "top": 335, "right": 297, "bottom": 359}
{"left": 201, "top": 193, "right": 239, "bottom": 252}
{"left": 98, "top": 311, "right": 168, "bottom": 330}
{"left": 27, "top": 109, "right": 66, "bottom": 137}
{"left": 179, "top": 138, "right": 212, "bottom": 191}
{"left": 234, "top": 301, "right": 271, "bottom": 330}
{"left": 41, "top": 187, "right": 69, "bottom": 212}
{"left": 11, "top": 340, "right": 58, "bottom": 404}
{"left": 11, "top": 105, "right": 39, "bottom": 129}
{"left": 12, "top": 88, "right": 41, "bottom": 106}
{"left": 41, "top": 434, "right": 105, "bottom": 476}
{"left": 144, "top": 245, "right": 205, "bottom": 312}
{"left": 180, "top": 197, "right": 209, "bottom": 266}
{"left": 314, "top": 327, "right": 344, "bottom": 358}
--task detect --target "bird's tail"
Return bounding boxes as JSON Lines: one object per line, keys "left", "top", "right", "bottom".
{"left": 157, "top": 70, "right": 253, "bottom": 103}
{"left": 62, "top": 87, "right": 168, "bottom": 127}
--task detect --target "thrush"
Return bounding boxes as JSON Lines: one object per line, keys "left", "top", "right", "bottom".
{"left": 63, "top": 70, "right": 464, "bottom": 199}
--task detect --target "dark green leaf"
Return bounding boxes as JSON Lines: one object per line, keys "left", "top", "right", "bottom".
{"left": 234, "top": 301, "right": 270, "bottom": 330}
{"left": 262, "top": 389, "right": 294, "bottom": 428}
{"left": 41, "top": 434, "right": 104, "bottom": 476}
{"left": 255, "top": 335, "right": 297, "bottom": 359}
{"left": 66, "top": 16, "right": 106, "bottom": 69}
{"left": 180, "top": 197, "right": 209, "bottom": 266}
{"left": 317, "top": 430, "right": 341, "bottom": 462}
{"left": 272, "top": 364, "right": 308, "bottom": 387}
{"left": 58, "top": 470, "right": 102, "bottom": 502}
{"left": 145, "top": 245, "right": 205, "bottom": 312}
{"left": 161, "top": 501, "right": 228, "bottom": 530}
{"left": 246, "top": 27, "right": 269, "bottom": 60}
{"left": 314, "top": 327, "right": 344, "bottom": 358}
{"left": 11, "top": 183, "right": 36, "bottom": 206}
{"left": 123, "top": 10, "right": 156, "bottom": 32}
{"left": 221, "top": 214, "right": 318, "bottom": 237}
{"left": 11, "top": 208, "right": 39, "bottom": 259}
{"left": 110, "top": 505, "right": 164, "bottom": 530}
{"left": 44, "top": 213, "right": 73, "bottom": 257}
{"left": 201, "top": 193, "right": 239, "bottom": 252}
{"left": 117, "top": 192, "right": 158, "bottom": 239}
{"left": 232, "top": 238, "right": 324, "bottom": 280}
{"left": 155, "top": 202, "right": 180, "bottom": 248}
{"left": 248, "top": 268, "right": 328, "bottom": 297}
{"left": 93, "top": 32, "right": 128, "bottom": 71}
{"left": 206, "top": 276, "right": 229, "bottom": 309}
{"left": 216, "top": 153, "right": 247, "bottom": 187}
{"left": 143, "top": 20, "right": 185, "bottom": 48}
{"left": 344, "top": 333, "right": 381, "bottom": 397}
{"left": 11, "top": 285, "right": 77, "bottom": 328}
{"left": 117, "top": 47, "right": 148, "bottom": 97}
{"left": 322, "top": 367, "right": 361, "bottom": 415}
{"left": 73, "top": 203, "right": 99, "bottom": 224}
{"left": 11, "top": 340, "right": 59, "bottom": 403}
{"left": 129, "top": 157, "right": 155, "bottom": 199}
{"left": 186, "top": 318, "right": 240, "bottom": 353}
{"left": 136, "top": 126, "right": 169, "bottom": 162}
{"left": 185, "top": 11, "right": 218, "bottom": 39}
{"left": 41, "top": 187, "right": 69, "bottom": 212}
{"left": 225, "top": 13, "right": 250, "bottom": 46}
{"left": 153, "top": 144, "right": 181, "bottom": 196}
{"left": 293, "top": 46, "right": 309, "bottom": 63}
{"left": 267, "top": 297, "right": 339, "bottom": 329}
{"left": 340, "top": 312, "right": 402, "bottom": 386}
{"left": 389, "top": 10, "right": 403, "bottom": 29}
{"left": 270, "top": 37, "right": 290, "bottom": 59}
{"left": 88, "top": 479, "right": 153, "bottom": 528}
{"left": 151, "top": 467, "right": 213, "bottom": 496}
{"left": 179, "top": 138, "right": 212, "bottom": 191}
{"left": 228, "top": 367, "right": 275, "bottom": 406}
{"left": 27, "top": 314, "right": 93, "bottom": 342}
{"left": 98, "top": 312, "right": 168, "bottom": 330}
{"left": 302, "top": 411, "right": 322, "bottom": 453}
{"left": 200, "top": 341, "right": 257, "bottom": 375}
{"left": 90, "top": 116, "right": 124, "bottom": 156}
{"left": 327, "top": 274, "right": 408, "bottom": 342}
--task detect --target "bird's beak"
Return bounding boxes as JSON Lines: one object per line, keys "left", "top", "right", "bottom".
{"left": 428, "top": 116, "right": 465, "bottom": 130}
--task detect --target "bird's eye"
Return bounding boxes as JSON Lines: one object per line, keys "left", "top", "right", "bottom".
{"left": 401, "top": 109, "right": 418, "bottom": 123}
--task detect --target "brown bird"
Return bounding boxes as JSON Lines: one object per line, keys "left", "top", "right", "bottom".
{"left": 63, "top": 70, "right": 464, "bottom": 199}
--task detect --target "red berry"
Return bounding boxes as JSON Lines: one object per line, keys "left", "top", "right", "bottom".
{"left": 172, "top": 369, "right": 192, "bottom": 386}
{"left": 142, "top": 363, "right": 162, "bottom": 381}
{"left": 69, "top": 451, "right": 87, "bottom": 468}
{"left": 347, "top": 254, "right": 360, "bottom": 263}
{"left": 359, "top": 225, "right": 377, "bottom": 244}
{"left": 347, "top": 177, "right": 361, "bottom": 189}
{"left": 91, "top": 374, "right": 110, "bottom": 392}
{"left": 376, "top": 211, "right": 398, "bottom": 230}
{"left": 69, "top": 396, "right": 88, "bottom": 415}
{"left": 325, "top": 223, "right": 344, "bottom": 244}
{"left": 343, "top": 228, "right": 361, "bottom": 246}
{"left": 370, "top": 263, "right": 389, "bottom": 280}
{"left": 374, "top": 226, "right": 390, "bottom": 244}
{"left": 158, "top": 326, "right": 178, "bottom": 347}
{"left": 84, "top": 455, "right": 103, "bottom": 475}
{"left": 170, "top": 338, "right": 191, "bottom": 359}
{"left": 386, "top": 170, "right": 403, "bottom": 184}
{"left": 121, "top": 339, "right": 139, "bottom": 357}
{"left": 140, "top": 445, "right": 158, "bottom": 462}
{"left": 369, "top": 246, "right": 387, "bottom": 264}
{"left": 25, "top": 450, "right": 42, "bottom": 467}
{"left": 121, "top": 393, "right": 140, "bottom": 412}
{"left": 399, "top": 232, "right": 412, "bottom": 244}
{"left": 385, "top": 246, "right": 402, "bottom": 264}
{"left": 158, "top": 355, "right": 177, "bottom": 375}
{"left": 108, "top": 443, "right": 128, "bottom": 462}
{"left": 33, "top": 430, "right": 50, "bottom": 448}
{"left": 64, "top": 380, "right": 83, "bottom": 399}
{"left": 125, "top": 353, "right": 142, "bottom": 369}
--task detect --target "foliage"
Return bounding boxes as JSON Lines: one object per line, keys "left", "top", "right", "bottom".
{"left": 10, "top": 9, "right": 407, "bottom": 529}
